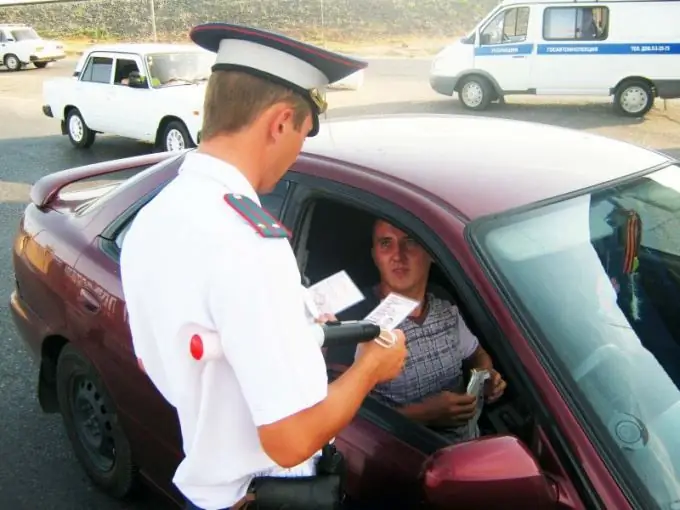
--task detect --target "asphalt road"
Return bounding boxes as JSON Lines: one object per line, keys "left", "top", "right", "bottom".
{"left": 1, "top": 56, "right": 679, "bottom": 510}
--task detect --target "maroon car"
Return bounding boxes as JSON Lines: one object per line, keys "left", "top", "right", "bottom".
{"left": 11, "top": 114, "right": 680, "bottom": 510}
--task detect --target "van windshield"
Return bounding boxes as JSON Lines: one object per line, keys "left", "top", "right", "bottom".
{"left": 474, "top": 164, "right": 680, "bottom": 509}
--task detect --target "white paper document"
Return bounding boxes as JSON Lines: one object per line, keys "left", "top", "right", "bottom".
{"left": 466, "top": 368, "right": 491, "bottom": 438}
{"left": 306, "top": 270, "right": 365, "bottom": 317}
{"left": 364, "top": 292, "right": 420, "bottom": 331}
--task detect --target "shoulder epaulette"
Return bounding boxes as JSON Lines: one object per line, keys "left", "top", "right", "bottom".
{"left": 224, "top": 193, "right": 290, "bottom": 238}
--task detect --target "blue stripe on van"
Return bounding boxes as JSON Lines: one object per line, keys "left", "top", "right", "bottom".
{"left": 474, "top": 43, "right": 680, "bottom": 57}
{"left": 474, "top": 43, "right": 534, "bottom": 56}
{"left": 537, "top": 43, "right": 680, "bottom": 55}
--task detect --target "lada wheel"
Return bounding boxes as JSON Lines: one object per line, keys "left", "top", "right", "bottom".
{"left": 34, "top": 62, "right": 48, "bottom": 69}
{"left": 458, "top": 75, "right": 493, "bottom": 111}
{"left": 161, "top": 120, "right": 193, "bottom": 152}
{"left": 66, "top": 108, "right": 96, "bottom": 148}
{"left": 56, "top": 344, "right": 139, "bottom": 499}
{"left": 4, "top": 53, "right": 21, "bottom": 72}
{"left": 614, "top": 80, "right": 655, "bottom": 117}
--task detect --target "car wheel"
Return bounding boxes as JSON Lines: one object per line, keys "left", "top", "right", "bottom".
{"left": 66, "top": 108, "right": 96, "bottom": 148}
{"left": 56, "top": 344, "right": 139, "bottom": 499}
{"left": 614, "top": 80, "right": 655, "bottom": 117}
{"left": 34, "top": 62, "right": 48, "bottom": 69}
{"left": 161, "top": 120, "right": 193, "bottom": 152}
{"left": 4, "top": 53, "right": 21, "bottom": 72}
{"left": 458, "top": 75, "right": 493, "bottom": 111}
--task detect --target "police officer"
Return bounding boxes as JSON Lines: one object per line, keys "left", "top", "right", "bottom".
{"left": 120, "top": 22, "right": 407, "bottom": 510}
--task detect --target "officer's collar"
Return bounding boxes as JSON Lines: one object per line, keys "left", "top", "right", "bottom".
{"left": 179, "top": 150, "right": 261, "bottom": 205}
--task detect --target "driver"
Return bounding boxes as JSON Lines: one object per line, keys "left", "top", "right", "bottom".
{"left": 337, "top": 219, "right": 507, "bottom": 443}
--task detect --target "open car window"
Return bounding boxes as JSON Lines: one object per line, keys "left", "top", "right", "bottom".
{"left": 474, "top": 163, "right": 680, "bottom": 510}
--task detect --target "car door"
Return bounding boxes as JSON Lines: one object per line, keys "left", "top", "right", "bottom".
{"left": 108, "top": 54, "right": 154, "bottom": 141}
{"left": 474, "top": 4, "right": 534, "bottom": 93}
{"left": 279, "top": 173, "right": 449, "bottom": 508}
{"left": 73, "top": 52, "right": 116, "bottom": 133}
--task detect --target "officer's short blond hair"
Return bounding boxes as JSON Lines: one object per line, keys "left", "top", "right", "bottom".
{"left": 201, "top": 70, "right": 312, "bottom": 140}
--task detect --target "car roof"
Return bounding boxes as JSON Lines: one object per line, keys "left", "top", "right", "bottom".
{"left": 303, "top": 114, "right": 673, "bottom": 220}
{"left": 85, "top": 42, "right": 210, "bottom": 56}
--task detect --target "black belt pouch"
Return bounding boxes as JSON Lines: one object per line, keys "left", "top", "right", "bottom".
{"left": 247, "top": 444, "right": 345, "bottom": 510}
{"left": 247, "top": 474, "right": 342, "bottom": 510}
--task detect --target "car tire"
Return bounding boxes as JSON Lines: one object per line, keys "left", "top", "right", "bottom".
{"left": 4, "top": 53, "right": 22, "bottom": 72}
{"left": 56, "top": 343, "right": 139, "bottom": 499}
{"left": 34, "top": 62, "right": 48, "bottom": 69}
{"left": 66, "top": 108, "right": 96, "bottom": 148}
{"left": 457, "top": 75, "right": 493, "bottom": 111}
{"left": 161, "top": 120, "right": 194, "bottom": 152}
{"left": 614, "top": 80, "right": 655, "bottom": 117}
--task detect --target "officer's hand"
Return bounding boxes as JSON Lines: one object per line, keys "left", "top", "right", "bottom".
{"left": 315, "top": 313, "right": 337, "bottom": 324}
{"left": 355, "top": 329, "right": 407, "bottom": 385}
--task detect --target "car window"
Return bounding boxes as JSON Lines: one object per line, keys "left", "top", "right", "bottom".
{"left": 80, "top": 56, "right": 113, "bottom": 84}
{"left": 481, "top": 6, "right": 530, "bottom": 45}
{"left": 10, "top": 27, "right": 40, "bottom": 41}
{"left": 114, "top": 58, "right": 141, "bottom": 85}
{"left": 114, "top": 177, "right": 291, "bottom": 251}
{"left": 543, "top": 6, "right": 609, "bottom": 41}
{"left": 474, "top": 164, "right": 680, "bottom": 510}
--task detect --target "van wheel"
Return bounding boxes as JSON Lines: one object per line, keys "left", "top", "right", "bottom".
{"left": 55, "top": 344, "right": 139, "bottom": 499}
{"left": 614, "top": 80, "right": 654, "bottom": 117}
{"left": 458, "top": 75, "right": 493, "bottom": 111}
{"left": 4, "top": 53, "right": 21, "bottom": 71}
{"left": 66, "top": 108, "right": 96, "bottom": 148}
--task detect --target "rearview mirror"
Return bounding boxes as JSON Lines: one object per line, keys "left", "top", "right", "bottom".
{"left": 421, "top": 435, "right": 557, "bottom": 510}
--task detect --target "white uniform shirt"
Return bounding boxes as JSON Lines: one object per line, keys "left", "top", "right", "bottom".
{"left": 120, "top": 151, "right": 328, "bottom": 509}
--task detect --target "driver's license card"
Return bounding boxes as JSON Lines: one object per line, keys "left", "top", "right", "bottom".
{"left": 364, "top": 292, "right": 420, "bottom": 331}
{"left": 306, "top": 270, "right": 364, "bottom": 316}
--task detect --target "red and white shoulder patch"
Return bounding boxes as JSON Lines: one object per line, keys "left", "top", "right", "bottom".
{"left": 224, "top": 193, "right": 290, "bottom": 238}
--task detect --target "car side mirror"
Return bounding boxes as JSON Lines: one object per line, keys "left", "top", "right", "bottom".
{"left": 421, "top": 435, "right": 557, "bottom": 510}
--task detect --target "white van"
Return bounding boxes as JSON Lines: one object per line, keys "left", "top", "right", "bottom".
{"left": 429, "top": 0, "right": 680, "bottom": 116}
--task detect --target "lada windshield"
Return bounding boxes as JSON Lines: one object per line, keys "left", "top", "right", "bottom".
{"left": 146, "top": 51, "right": 213, "bottom": 87}
{"left": 473, "top": 163, "right": 680, "bottom": 509}
{"left": 10, "top": 28, "right": 39, "bottom": 41}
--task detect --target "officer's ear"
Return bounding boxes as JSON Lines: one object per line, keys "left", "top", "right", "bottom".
{"left": 264, "top": 102, "right": 297, "bottom": 142}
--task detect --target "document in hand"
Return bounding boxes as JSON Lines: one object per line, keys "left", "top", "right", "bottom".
{"left": 465, "top": 368, "right": 490, "bottom": 438}
{"left": 306, "top": 270, "right": 365, "bottom": 317}
{"left": 364, "top": 292, "right": 420, "bottom": 331}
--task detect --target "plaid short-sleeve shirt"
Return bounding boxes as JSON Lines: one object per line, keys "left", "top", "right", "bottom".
{"left": 369, "top": 291, "right": 480, "bottom": 442}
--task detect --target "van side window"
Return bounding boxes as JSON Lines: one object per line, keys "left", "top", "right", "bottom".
{"left": 543, "top": 6, "right": 609, "bottom": 41}
{"left": 481, "top": 7, "right": 530, "bottom": 45}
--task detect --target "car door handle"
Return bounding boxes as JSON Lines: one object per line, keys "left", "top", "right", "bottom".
{"left": 78, "top": 288, "right": 100, "bottom": 314}
{"left": 512, "top": 55, "right": 526, "bottom": 59}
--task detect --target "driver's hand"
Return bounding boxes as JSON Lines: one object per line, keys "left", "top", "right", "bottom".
{"left": 484, "top": 369, "right": 506, "bottom": 404}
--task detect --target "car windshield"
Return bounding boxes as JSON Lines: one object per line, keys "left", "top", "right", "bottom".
{"left": 474, "top": 163, "right": 680, "bottom": 509}
{"left": 145, "top": 51, "right": 213, "bottom": 87}
{"left": 11, "top": 28, "right": 39, "bottom": 41}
